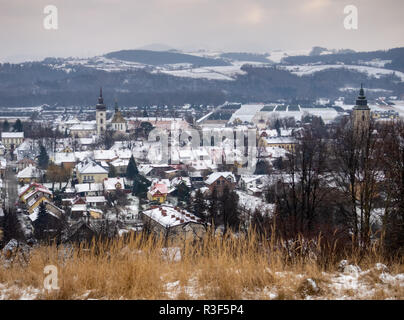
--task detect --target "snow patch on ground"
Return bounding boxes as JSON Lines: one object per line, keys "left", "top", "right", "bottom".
{"left": 0, "top": 284, "right": 41, "bottom": 300}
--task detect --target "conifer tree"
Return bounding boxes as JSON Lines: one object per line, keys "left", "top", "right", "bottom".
{"left": 108, "top": 165, "right": 117, "bottom": 178}
{"left": 38, "top": 145, "right": 49, "bottom": 169}
{"left": 34, "top": 202, "right": 48, "bottom": 240}
{"left": 13, "top": 119, "right": 23, "bottom": 132}
{"left": 2, "top": 120, "right": 10, "bottom": 132}
{"left": 192, "top": 189, "right": 207, "bottom": 219}
{"left": 126, "top": 155, "right": 138, "bottom": 180}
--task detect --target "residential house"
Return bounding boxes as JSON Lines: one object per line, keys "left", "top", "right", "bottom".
{"left": 74, "top": 183, "right": 104, "bottom": 197}
{"left": 109, "top": 158, "right": 129, "bottom": 175}
{"left": 0, "top": 157, "right": 6, "bottom": 178}
{"left": 29, "top": 201, "right": 64, "bottom": 239}
{"left": 238, "top": 175, "right": 270, "bottom": 196}
{"left": 141, "top": 205, "right": 205, "bottom": 240}
{"left": 13, "top": 139, "right": 39, "bottom": 162}
{"left": 54, "top": 152, "right": 76, "bottom": 172}
{"left": 204, "top": 172, "right": 236, "bottom": 196}
{"left": 94, "top": 150, "right": 118, "bottom": 163}
{"left": 147, "top": 182, "right": 168, "bottom": 203}
{"left": 61, "top": 220, "right": 99, "bottom": 243}
{"left": 70, "top": 197, "right": 87, "bottom": 219}
{"left": 75, "top": 159, "right": 108, "bottom": 184}
{"left": 69, "top": 122, "right": 97, "bottom": 138}
{"left": 86, "top": 196, "right": 107, "bottom": 208}
{"left": 0, "top": 143, "right": 5, "bottom": 156}
{"left": 103, "top": 177, "right": 126, "bottom": 193}
{"left": 258, "top": 136, "right": 297, "bottom": 152}
{"left": 17, "top": 165, "right": 43, "bottom": 184}
{"left": 20, "top": 185, "right": 53, "bottom": 214}
{"left": 1, "top": 132, "right": 24, "bottom": 150}
{"left": 17, "top": 158, "right": 36, "bottom": 171}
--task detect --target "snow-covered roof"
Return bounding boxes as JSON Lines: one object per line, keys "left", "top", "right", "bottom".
{"left": 78, "top": 138, "right": 94, "bottom": 145}
{"left": 110, "top": 158, "right": 129, "bottom": 167}
{"left": 142, "top": 205, "right": 202, "bottom": 228}
{"left": 265, "top": 136, "right": 297, "bottom": 144}
{"left": 71, "top": 204, "right": 87, "bottom": 211}
{"left": 228, "top": 104, "right": 265, "bottom": 123}
{"left": 149, "top": 182, "right": 168, "bottom": 196}
{"left": 54, "top": 152, "right": 76, "bottom": 164}
{"left": 94, "top": 149, "right": 117, "bottom": 161}
{"left": 76, "top": 159, "right": 108, "bottom": 174}
{"left": 239, "top": 174, "right": 269, "bottom": 184}
{"left": 74, "top": 183, "right": 103, "bottom": 193}
{"left": 205, "top": 172, "right": 236, "bottom": 185}
{"left": 70, "top": 123, "right": 96, "bottom": 131}
{"left": 74, "top": 151, "right": 93, "bottom": 162}
{"left": 115, "top": 149, "right": 132, "bottom": 159}
{"left": 171, "top": 176, "right": 192, "bottom": 188}
{"left": 28, "top": 203, "right": 60, "bottom": 222}
{"left": 1, "top": 132, "right": 24, "bottom": 138}
{"left": 103, "top": 177, "right": 126, "bottom": 191}
{"left": 17, "top": 165, "right": 42, "bottom": 179}
{"left": 236, "top": 191, "right": 275, "bottom": 215}
{"left": 86, "top": 196, "right": 107, "bottom": 203}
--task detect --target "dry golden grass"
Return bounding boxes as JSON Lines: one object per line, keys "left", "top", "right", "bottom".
{"left": 0, "top": 230, "right": 403, "bottom": 300}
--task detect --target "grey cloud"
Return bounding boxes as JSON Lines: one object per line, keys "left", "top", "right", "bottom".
{"left": 0, "top": 0, "right": 403, "bottom": 62}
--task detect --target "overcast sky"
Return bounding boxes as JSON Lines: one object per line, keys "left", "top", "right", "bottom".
{"left": 1, "top": 0, "right": 403, "bottom": 62}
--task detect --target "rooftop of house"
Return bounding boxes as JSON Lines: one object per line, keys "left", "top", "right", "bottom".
{"left": 205, "top": 172, "right": 236, "bottom": 185}
{"left": 17, "top": 165, "right": 42, "bottom": 179}
{"left": 28, "top": 202, "right": 61, "bottom": 222}
{"left": 76, "top": 159, "right": 108, "bottom": 175}
{"left": 74, "top": 183, "right": 103, "bottom": 193}
{"left": 94, "top": 149, "right": 118, "bottom": 161}
{"left": 264, "top": 136, "right": 297, "bottom": 144}
{"left": 54, "top": 152, "right": 76, "bottom": 164}
{"left": 110, "top": 158, "right": 129, "bottom": 167}
{"left": 86, "top": 196, "right": 107, "bottom": 203}
{"left": 148, "top": 182, "right": 168, "bottom": 196}
{"left": 1, "top": 132, "right": 24, "bottom": 139}
{"left": 142, "top": 205, "right": 202, "bottom": 228}
{"left": 69, "top": 122, "right": 96, "bottom": 131}
{"left": 103, "top": 177, "right": 126, "bottom": 191}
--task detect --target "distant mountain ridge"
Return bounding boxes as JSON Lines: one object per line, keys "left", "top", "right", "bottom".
{"left": 0, "top": 46, "right": 403, "bottom": 107}
{"left": 104, "top": 50, "right": 230, "bottom": 67}
{"left": 283, "top": 47, "right": 404, "bottom": 72}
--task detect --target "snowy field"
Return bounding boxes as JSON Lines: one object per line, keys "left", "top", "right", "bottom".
{"left": 267, "top": 49, "right": 311, "bottom": 64}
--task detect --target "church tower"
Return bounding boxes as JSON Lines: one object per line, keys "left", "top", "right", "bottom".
{"left": 352, "top": 84, "right": 370, "bottom": 138}
{"left": 96, "top": 87, "right": 107, "bottom": 135}
{"left": 111, "top": 100, "right": 127, "bottom": 132}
